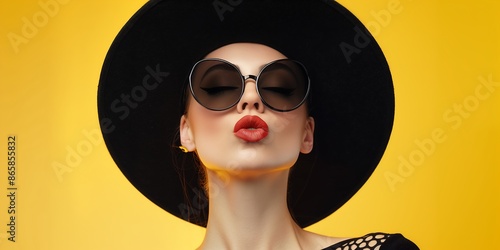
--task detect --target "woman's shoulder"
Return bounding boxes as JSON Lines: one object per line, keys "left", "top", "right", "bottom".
{"left": 322, "top": 232, "right": 419, "bottom": 250}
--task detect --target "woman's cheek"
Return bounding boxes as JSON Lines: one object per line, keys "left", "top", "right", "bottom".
{"left": 191, "top": 117, "right": 232, "bottom": 166}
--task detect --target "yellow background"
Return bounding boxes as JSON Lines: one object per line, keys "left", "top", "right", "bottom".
{"left": 1, "top": 0, "right": 499, "bottom": 249}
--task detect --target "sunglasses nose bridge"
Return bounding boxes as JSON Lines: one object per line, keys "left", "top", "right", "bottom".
{"left": 243, "top": 75, "right": 257, "bottom": 81}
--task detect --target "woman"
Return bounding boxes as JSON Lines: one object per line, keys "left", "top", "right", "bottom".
{"left": 98, "top": 0, "right": 419, "bottom": 249}
{"left": 181, "top": 43, "right": 323, "bottom": 248}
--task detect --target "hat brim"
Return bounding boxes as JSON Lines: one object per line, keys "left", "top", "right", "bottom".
{"left": 98, "top": 0, "right": 394, "bottom": 228}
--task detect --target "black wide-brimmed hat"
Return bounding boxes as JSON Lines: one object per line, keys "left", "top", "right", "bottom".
{"left": 98, "top": 0, "right": 394, "bottom": 228}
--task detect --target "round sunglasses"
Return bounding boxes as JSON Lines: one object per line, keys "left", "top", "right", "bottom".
{"left": 188, "top": 58, "right": 310, "bottom": 112}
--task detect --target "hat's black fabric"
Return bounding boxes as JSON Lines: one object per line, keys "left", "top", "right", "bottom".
{"left": 98, "top": 0, "right": 394, "bottom": 228}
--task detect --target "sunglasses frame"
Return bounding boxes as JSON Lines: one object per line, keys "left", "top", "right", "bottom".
{"left": 188, "top": 58, "right": 311, "bottom": 112}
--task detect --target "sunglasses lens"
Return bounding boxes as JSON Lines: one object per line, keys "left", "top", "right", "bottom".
{"left": 190, "top": 60, "right": 243, "bottom": 110}
{"left": 258, "top": 60, "right": 309, "bottom": 111}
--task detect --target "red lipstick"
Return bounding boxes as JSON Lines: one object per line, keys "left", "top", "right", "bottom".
{"left": 233, "top": 115, "right": 269, "bottom": 142}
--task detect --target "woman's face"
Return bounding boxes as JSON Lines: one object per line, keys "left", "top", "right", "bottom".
{"left": 180, "top": 43, "right": 314, "bottom": 177}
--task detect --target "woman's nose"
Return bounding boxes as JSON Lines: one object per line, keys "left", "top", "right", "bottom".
{"left": 236, "top": 77, "right": 265, "bottom": 113}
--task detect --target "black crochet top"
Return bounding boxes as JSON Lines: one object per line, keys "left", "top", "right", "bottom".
{"left": 322, "top": 233, "right": 419, "bottom": 250}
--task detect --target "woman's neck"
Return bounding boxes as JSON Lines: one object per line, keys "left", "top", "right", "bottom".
{"left": 197, "top": 169, "right": 336, "bottom": 250}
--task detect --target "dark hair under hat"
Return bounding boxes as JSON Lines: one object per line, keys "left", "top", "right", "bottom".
{"left": 97, "top": 0, "right": 394, "bottom": 228}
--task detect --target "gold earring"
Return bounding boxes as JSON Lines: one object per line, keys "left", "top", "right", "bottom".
{"left": 178, "top": 146, "right": 189, "bottom": 153}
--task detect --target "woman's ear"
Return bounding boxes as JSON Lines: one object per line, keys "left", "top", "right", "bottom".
{"left": 180, "top": 115, "right": 196, "bottom": 152}
{"left": 300, "top": 117, "right": 315, "bottom": 154}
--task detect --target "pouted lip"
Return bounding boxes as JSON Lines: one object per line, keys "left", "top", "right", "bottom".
{"left": 233, "top": 115, "right": 269, "bottom": 142}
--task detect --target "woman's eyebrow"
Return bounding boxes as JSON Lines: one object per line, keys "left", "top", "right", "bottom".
{"left": 261, "top": 62, "right": 295, "bottom": 73}
{"left": 200, "top": 63, "right": 236, "bottom": 82}
{"left": 258, "top": 59, "right": 289, "bottom": 72}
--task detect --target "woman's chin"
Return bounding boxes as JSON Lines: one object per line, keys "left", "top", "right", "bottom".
{"left": 204, "top": 159, "right": 296, "bottom": 178}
